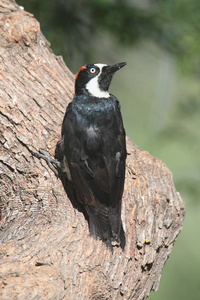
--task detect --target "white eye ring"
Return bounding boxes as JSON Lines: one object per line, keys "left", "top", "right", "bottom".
{"left": 90, "top": 67, "right": 96, "bottom": 74}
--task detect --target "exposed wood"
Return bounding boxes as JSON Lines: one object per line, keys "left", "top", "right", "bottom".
{"left": 0, "top": 1, "right": 185, "bottom": 299}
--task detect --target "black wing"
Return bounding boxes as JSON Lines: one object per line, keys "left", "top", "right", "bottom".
{"left": 60, "top": 98, "right": 126, "bottom": 247}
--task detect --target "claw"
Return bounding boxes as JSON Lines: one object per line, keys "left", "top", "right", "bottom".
{"left": 32, "top": 149, "right": 61, "bottom": 177}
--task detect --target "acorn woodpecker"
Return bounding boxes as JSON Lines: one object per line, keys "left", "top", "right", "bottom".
{"left": 35, "top": 62, "right": 127, "bottom": 250}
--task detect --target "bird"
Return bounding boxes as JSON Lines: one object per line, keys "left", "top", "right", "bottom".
{"left": 35, "top": 62, "right": 127, "bottom": 250}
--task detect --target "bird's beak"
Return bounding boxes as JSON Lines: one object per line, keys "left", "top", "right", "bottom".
{"left": 105, "top": 62, "right": 127, "bottom": 74}
{"left": 98, "top": 62, "right": 127, "bottom": 92}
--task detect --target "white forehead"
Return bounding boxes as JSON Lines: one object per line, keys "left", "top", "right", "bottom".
{"left": 94, "top": 63, "right": 107, "bottom": 71}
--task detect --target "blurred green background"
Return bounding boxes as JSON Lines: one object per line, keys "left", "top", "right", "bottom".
{"left": 17, "top": 0, "right": 200, "bottom": 299}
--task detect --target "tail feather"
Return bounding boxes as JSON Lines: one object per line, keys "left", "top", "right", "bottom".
{"left": 86, "top": 204, "right": 125, "bottom": 250}
{"left": 85, "top": 205, "right": 111, "bottom": 241}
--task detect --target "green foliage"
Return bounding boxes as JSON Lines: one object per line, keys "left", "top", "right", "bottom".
{"left": 18, "top": 0, "right": 200, "bottom": 73}
{"left": 155, "top": 0, "right": 200, "bottom": 73}
{"left": 89, "top": 0, "right": 156, "bottom": 44}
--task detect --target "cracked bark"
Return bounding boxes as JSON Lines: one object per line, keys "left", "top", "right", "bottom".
{"left": 0, "top": 1, "right": 185, "bottom": 299}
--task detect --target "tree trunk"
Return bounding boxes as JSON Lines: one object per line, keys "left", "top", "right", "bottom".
{"left": 0, "top": 1, "right": 185, "bottom": 299}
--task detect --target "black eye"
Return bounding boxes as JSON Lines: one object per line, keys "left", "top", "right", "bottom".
{"left": 90, "top": 67, "right": 96, "bottom": 74}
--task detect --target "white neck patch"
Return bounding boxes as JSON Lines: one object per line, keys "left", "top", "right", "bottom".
{"left": 86, "top": 63, "right": 110, "bottom": 98}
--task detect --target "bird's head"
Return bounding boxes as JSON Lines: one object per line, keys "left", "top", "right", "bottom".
{"left": 75, "top": 62, "right": 126, "bottom": 98}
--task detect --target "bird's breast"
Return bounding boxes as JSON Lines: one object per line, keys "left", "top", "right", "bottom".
{"left": 73, "top": 101, "right": 116, "bottom": 154}
{"left": 85, "top": 125, "right": 102, "bottom": 153}
{"left": 74, "top": 99, "right": 116, "bottom": 124}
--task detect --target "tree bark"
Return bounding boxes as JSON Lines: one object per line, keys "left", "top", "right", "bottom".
{"left": 0, "top": 1, "right": 185, "bottom": 299}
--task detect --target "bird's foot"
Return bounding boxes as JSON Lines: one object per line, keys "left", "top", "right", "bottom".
{"left": 32, "top": 149, "right": 61, "bottom": 177}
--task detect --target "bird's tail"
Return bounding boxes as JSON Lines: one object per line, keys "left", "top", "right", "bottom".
{"left": 85, "top": 204, "right": 125, "bottom": 250}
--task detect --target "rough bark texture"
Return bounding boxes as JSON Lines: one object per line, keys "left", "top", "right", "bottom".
{"left": 0, "top": 1, "right": 185, "bottom": 299}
